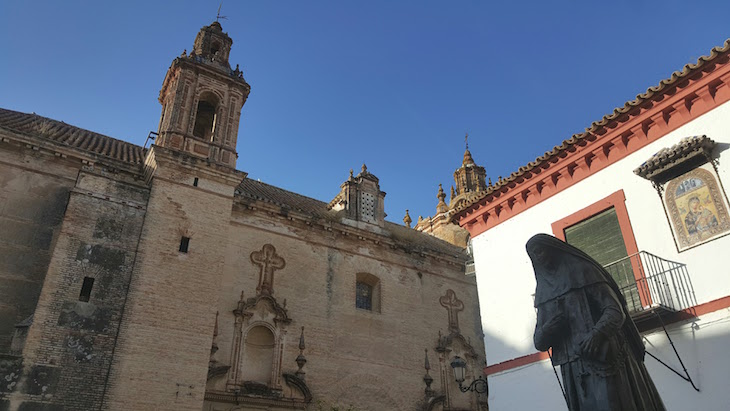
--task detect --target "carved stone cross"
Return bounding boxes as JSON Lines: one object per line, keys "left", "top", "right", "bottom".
{"left": 439, "top": 289, "right": 464, "bottom": 333}
{"left": 250, "top": 244, "right": 285, "bottom": 295}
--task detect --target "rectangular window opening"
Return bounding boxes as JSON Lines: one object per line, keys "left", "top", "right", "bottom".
{"left": 356, "top": 282, "right": 373, "bottom": 311}
{"left": 193, "top": 177, "right": 199, "bottom": 187}
{"left": 179, "top": 236, "right": 190, "bottom": 253}
{"left": 79, "top": 277, "right": 94, "bottom": 302}
{"left": 564, "top": 207, "right": 641, "bottom": 309}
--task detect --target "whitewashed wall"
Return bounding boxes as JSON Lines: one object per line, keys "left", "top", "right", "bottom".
{"left": 472, "top": 101, "right": 730, "bottom": 410}
{"left": 486, "top": 310, "right": 730, "bottom": 410}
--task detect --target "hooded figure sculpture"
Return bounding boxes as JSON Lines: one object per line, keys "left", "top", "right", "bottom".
{"left": 527, "top": 234, "right": 665, "bottom": 411}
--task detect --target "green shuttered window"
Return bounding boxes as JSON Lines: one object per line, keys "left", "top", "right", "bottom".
{"left": 564, "top": 207, "right": 636, "bottom": 291}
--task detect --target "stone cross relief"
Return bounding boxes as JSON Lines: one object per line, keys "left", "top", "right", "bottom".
{"left": 250, "top": 244, "right": 285, "bottom": 295}
{"left": 439, "top": 289, "right": 464, "bottom": 334}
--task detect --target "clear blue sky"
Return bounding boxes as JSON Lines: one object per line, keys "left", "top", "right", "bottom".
{"left": 2, "top": 1, "right": 729, "bottom": 225}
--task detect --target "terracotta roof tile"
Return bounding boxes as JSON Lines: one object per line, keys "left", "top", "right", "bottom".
{"left": 237, "top": 179, "right": 466, "bottom": 257}
{"left": 454, "top": 39, "right": 730, "bottom": 215}
{"left": 634, "top": 135, "right": 715, "bottom": 181}
{"left": 0, "top": 108, "right": 145, "bottom": 164}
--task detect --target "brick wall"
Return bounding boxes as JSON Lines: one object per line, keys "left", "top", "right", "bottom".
{"left": 0, "top": 143, "right": 78, "bottom": 353}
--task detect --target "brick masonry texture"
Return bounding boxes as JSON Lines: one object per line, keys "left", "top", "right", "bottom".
{"left": 0, "top": 22, "right": 485, "bottom": 411}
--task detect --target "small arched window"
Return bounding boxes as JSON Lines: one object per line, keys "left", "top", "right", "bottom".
{"left": 356, "top": 272, "right": 381, "bottom": 313}
{"left": 193, "top": 93, "right": 218, "bottom": 141}
{"left": 211, "top": 41, "right": 221, "bottom": 56}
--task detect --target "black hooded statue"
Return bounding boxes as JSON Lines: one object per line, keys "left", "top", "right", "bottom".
{"left": 526, "top": 234, "right": 665, "bottom": 411}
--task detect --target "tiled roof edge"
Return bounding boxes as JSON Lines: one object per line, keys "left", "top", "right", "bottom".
{"left": 0, "top": 108, "right": 146, "bottom": 165}
{"left": 455, "top": 39, "right": 730, "bottom": 216}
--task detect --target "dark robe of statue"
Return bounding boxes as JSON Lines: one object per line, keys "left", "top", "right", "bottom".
{"left": 526, "top": 234, "right": 665, "bottom": 411}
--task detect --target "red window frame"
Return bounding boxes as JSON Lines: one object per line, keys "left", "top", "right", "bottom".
{"left": 550, "top": 190, "right": 651, "bottom": 308}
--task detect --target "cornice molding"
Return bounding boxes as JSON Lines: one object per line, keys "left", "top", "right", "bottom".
{"left": 457, "top": 53, "right": 730, "bottom": 238}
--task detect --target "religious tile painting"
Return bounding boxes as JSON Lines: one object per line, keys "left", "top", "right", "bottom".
{"left": 664, "top": 163, "right": 730, "bottom": 250}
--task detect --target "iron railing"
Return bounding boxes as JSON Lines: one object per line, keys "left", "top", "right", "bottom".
{"left": 602, "top": 251, "right": 696, "bottom": 315}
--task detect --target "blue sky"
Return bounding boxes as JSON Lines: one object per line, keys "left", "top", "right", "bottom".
{"left": 2, "top": 1, "right": 730, "bottom": 224}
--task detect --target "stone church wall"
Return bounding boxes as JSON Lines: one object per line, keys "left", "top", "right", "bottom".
{"left": 102, "top": 150, "right": 244, "bottom": 411}
{"left": 7, "top": 169, "right": 149, "bottom": 410}
{"left": 208, "top": 206, "right": 484, "bottom": 410}
{"left": 0, "top": 141, "right": 78, "bottom": 353}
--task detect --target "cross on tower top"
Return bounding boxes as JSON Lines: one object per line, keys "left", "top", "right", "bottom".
{"left": 439, "top": 289, "right": 464, "bottom": 333}
{"left": 250, "top": 244, "right": 285, "bottom": 295}
{"left": 216, "top": 3, "right": 227, "bottom": 22}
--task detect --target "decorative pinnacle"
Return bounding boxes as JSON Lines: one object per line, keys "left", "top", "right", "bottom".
{"left": 437, "top": 184, "right": 448, "bottom": 213}
{"left": 403, "top": 210, "right": 412, "bottom": 228}
{"left": 450, "top": 186, "right": 456, "bottom": 201}
{"left": 213, "top": 311, "right": 219, "bottom": 337}
{"left": 361, "top": 163, "right": 367, "bottom": 173}
{"left": 423, "top": 348, "right": 434, "bottom": 397}
{"left": 295, "top": 326, "right": 307, "bottom": 379}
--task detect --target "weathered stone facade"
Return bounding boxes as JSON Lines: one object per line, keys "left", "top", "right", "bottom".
{"left": 0, "top": 22, "right": 485, "bottom": 411}
{"left": 415, "top": 141, "right": 490, "bottom": 249}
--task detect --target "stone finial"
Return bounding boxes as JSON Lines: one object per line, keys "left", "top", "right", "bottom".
{"left": 213, "top": 311, "right": 219, "bottom": 338}
{"left": 436, "top": 184, "right": 448, "bottom": 213}
{"left": 450, "top": 186, "right": 456, "bottom": 202}
{"left": 465, "top": 132, "right": 469, "bottom": 150}
{"left": 181, "top": 49, "right": 187, "bottom": 57}
{"left": 210, "top": 311, "right": 220, "bottom": 358}
{"left": 463, "top": 147, "right": 475, "bottom": 166}
{"left": 295, "top": 326, "right": 307, "bottom": 379}
{"left": 423, "top": 348, "right": 434, "bottom": 397}
{"left": 349, "top": 169, "right": 354, "bottom": 178}
{"left": 418, "top": 215, "right": 424, "bottom": 224}
{"left": 361, "top": 163, "right": 368, "bottom": 174}
{"left": 236, "top": 290, "right": 246, "bottom": 312}
{"left": 488, "top": 177, "right": 492, "bottom": 187}
{"left": 403, "top": 210, "right": 412, "bottom": 228}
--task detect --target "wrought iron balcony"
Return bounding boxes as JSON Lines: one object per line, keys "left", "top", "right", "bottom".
{"left": 602, "top": 251, "right": 696, "bottom": 322}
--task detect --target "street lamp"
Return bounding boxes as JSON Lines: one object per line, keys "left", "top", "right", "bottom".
{"left": 450, "top": 356, "right": 488, "bottom": 394}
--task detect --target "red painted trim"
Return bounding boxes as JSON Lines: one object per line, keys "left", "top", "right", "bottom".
{"left": 459, "top": 59, "right": 730, "bottom": 238}
{"left": 685, "top": 295, "right": 730, "bottom": 317}
{"left": 482, "top": 295, "right": 730, "bottom": 376}
{"left": 550, "top": 190, "right": 650, "bottom": 307}
{"left": 484, "top": 351, "right": 551, "bottom": 376}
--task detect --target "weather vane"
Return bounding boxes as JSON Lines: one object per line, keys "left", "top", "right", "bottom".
{"left": 216, "top": 3, "right": 228, "bottom": 22}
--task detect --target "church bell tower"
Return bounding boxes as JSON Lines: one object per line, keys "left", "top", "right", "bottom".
{"left": 156, "top": 21, "right": 251, "bottom": 168}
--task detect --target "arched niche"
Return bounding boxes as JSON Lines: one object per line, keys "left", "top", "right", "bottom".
{"left": 193, "top": 91, "right": 220, "bottom": 141}
{"left": 241, "top": 325, "right": 275, "bottom": 384}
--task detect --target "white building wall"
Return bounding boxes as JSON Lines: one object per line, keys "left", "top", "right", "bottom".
{"left": 487, "top": 310, "right": 730, "bottom": 411}
{"left": 472, "top": 101, "right": 730, "bottom": 410}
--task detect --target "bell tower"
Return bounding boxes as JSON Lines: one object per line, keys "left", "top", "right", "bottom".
{"left": 156, "top": 21, "right": 251, "bottom": 168}
{"left": 453, "top": 135, "right": 487, "bottom": 196}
